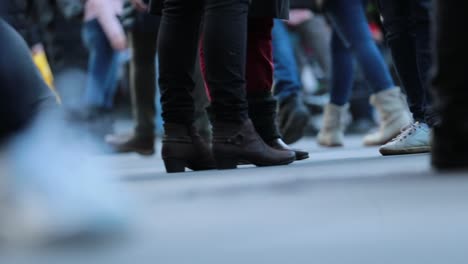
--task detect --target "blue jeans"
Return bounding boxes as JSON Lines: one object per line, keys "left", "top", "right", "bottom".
{"left": 82, "top": 19, "right": 122, "bottom": 109}
{"left": 376, "top": 0, "right": 434, "bottom": 126}
{"left": 272, "top": 19, "right": 302, "bottom": 102}
{"left": 326, "top": 0, "right": 394, "bottom": 106}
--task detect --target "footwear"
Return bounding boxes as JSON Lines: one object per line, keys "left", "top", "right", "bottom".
{"left": 248, "top": 92, "right": 308, "bottom": 161}
{"left": 379, "top": 122, "right": 431, "bottom": 156}
{"left": 162, "top": 124, "right": 216, "bottom": 173}
{"left": 248, "top": 92, "right": 282, "bottom": 142}
{"left": 105, "top": 132, "right": 155, "bottom": 156}
{"left": 267, "top": 138, "right": 309, "bottom": 161}
{"left": 363, "top": 87, "right": 413, "bottom": 146}
{"left": 317, "top": 103, "right": 349, "bottom": 147}
{"left": 279, "top": 94, "right": 310, "bottom": 144}
{"left": 432, "top": 125, "right": 468, "bottom": 170}
{"left": 213, "top": 119, "right": 296, "bottom": 169}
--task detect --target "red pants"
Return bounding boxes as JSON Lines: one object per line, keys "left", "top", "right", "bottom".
{"left": 200, "top": 18, "right": 274, "bottom": 99}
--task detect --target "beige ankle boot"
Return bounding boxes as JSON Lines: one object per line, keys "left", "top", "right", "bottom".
{"left": 317, "top": 103, "right": 349, "bottom": 147}
{"left": 363, "top": 87, "right": 413, "bottom": 146}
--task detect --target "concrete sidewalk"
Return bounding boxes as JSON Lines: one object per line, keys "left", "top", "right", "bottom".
{"left": 3, "top": 136, "right": 468, "bottom": 264}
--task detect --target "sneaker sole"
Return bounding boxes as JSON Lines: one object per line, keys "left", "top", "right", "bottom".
{"left": 380, "top": 146, "right": 431, "bottom": 156}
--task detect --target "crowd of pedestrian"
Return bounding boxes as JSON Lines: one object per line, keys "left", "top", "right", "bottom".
{"left": 0, "top": 0, "right": 467, "bottom": 243}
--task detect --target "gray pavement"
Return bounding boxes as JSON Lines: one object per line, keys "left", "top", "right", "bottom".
{"left": 3, "top": 136, "right": 468, "bottom": 264}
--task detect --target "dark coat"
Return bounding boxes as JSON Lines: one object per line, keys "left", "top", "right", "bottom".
{"left": 249, "top": 0, "right": 289, "bottom": 19}
{"left": 149, "top": 0, "right": 290, "bottom": 19}
{"left": 290, "top": 0, "right": 327, "bottom": 12}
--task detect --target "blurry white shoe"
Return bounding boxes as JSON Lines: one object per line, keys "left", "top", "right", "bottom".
{"left": 379, "top": 122, "right": 431, "bottom": 156}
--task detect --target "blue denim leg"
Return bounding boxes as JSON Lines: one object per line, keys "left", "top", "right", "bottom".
{"left": 327, "top": 0, "right": 394, "bottom": 97}
{"left": 82, "top": 19, "right": 122, "bottom": 110}
{"left": 272, "top": 19, "right": 302, "bottom": 102}
{"left": 329, "top": 30, "right": 355, "bottom": 106}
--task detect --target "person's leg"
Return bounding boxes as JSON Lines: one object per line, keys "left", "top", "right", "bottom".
{"left": 328, "top": 30, "right": 355, "bottom": 106}
{"left": 317, "top": 30, "right": 353, "bottom": 147}
{"left": 202, "top": 0, "right": 249, "bottom": 123}
{"left": 431, "top": 0, "right": 468, "bottom": 169}
{"left": 410, "top": 0, "right": 436, "bottom": 126}
{"left": 246, "top": 17, "right": 308, "bottom": 160}
{"left": 82, "top": 20, "right": 120, "bottom": 110}
{"left": 78, "top": 20, "right": 119, "bottom": 138}
{"left": 272, "top": 19, "right": 302, "bottom": 101}
{"left": 106, "top": 28, "right": 158, "bottom": 155}
{"left": 327, "top": 0, "right": 394, "bottom": 94}
{"left": 271, "top": 19, "right": 310, "bottom": 145}
{"left": 158, "top": 0, "right": 216, "bottom": 173}
{"left": 327, "top": 0, "right": 412, "bottom": 146}
{"left": 203, "top": 0, "right": 295, "bottom": 169}
{"left": 377, "top": 0, "right": 426, "bottom": 122}
{"left": 377, "top": 0, "right": 433, "bottom": 155}
{"left": 246, "top": 18, "right": 280, "bottom": 141}
{"left": 296, "top": 15, "right": 332, "bottom": 79}
{"left": 158, "top": 1, "right": 201, "bottom": 125}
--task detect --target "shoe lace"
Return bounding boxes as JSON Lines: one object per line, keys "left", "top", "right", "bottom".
{"left": 390, "top": 122, "right": 421, "bottom": 142}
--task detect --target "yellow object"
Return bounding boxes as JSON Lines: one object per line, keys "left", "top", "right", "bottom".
{"left": 32, "top": 50, "right": 62, "bottom": 104}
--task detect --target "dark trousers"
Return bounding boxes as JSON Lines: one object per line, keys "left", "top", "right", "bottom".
{"left": 0, "top": 19, "right": 51, "bottom": 142}
{"left": 377, "top": 0, "right": 435, "bottom": 126}
{"left": 432, "top": 0, "right": 468, "bottom": 131}
{"left": 158, "top": 0, "right": 250, "bottom": 124}
{"left": 431, "top": 0, "right": 468, "bottom": 165}
{"left": 128, "top": 29, "right": 158, "bottom": 137}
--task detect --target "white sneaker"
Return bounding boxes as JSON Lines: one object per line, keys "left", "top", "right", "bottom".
{"left": 379, "top": 122, "right": 431, "bottom": 156}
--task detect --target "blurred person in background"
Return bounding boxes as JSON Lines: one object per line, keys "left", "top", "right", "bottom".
{"left": 75, "top": 0, "right": 127, "bottom": 138}
{"left": 271, "top": 18, "right": 311, "bottom": 146}
{"left": 107, "top": 0, "right": 212, "bottom": 155}
{"left": 0, "top": 12, "right": 127, "bottom": 244}
{"left": 152, "top": 0, "right": 295, "bottom": 173}
{"left": 376, "top": 0, "right": 436, "bottom": 156}
{"left": 105, "top": 0, "right": 160, "bottom": 155}
{"left": 431, "top": 0, "right": 468, "bottom": 170}
{"left": 315, "top": 0, "right": 412, "bottom": 148}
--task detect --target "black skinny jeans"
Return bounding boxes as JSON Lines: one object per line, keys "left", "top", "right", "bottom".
{"left": 377, "top": 0, "right": 436, "bottom": 126}
{"left": 158, "top": 0, "right": 250, "bottom": 124}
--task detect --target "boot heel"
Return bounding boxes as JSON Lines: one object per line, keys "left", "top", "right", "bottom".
{"left": 215, "top": 157, "right": 238, "bottom": 170}
{"left": 163, "top": 159, "right": 186, "bottom": 173}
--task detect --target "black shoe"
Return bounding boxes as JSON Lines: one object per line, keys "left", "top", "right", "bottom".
{"left": 105, "top": 132, "right": 155, "bottom": 156}
{"left": 279, "top": 94, "right": 310, "bottom": 144}
{"left": 267, "top": 138, "right": 309, "bottom": 161}
{"left": 162, "top": 124, "right": 216, "bottom": 173}
{"left": 213, "top": 119, "right": 296, "bottom": 169}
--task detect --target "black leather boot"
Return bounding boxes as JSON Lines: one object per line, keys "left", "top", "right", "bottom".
{"left": 212, "top": 119, "right": 296, "bottom": 169}
{"left": 162, "top": 123, "right": 216, "bottom": 173}
{"left": 248, "top": 92, "right": 309, "bottom": 161}
{"left": 266, "top": 138, "right": 309, "bottom": 161}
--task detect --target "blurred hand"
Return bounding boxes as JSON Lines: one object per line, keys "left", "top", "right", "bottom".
{"left": 110, "top": 34, "right": 128, "bottom": 51}
{"left": 130, "top": 0, "right": 148, "bottom": 12}
{"left": 31, "top": 43, "right": 45, "bottom": 55}
{"left": 286, "top": 9, "right": 313, "bottom": 26}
